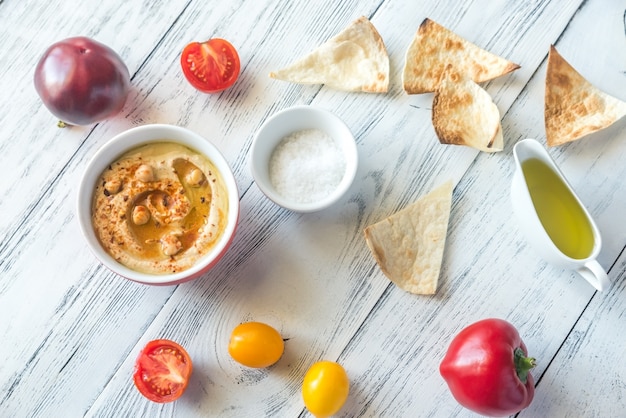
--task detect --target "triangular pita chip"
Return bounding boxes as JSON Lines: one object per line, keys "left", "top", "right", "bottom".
{"left": 432, "top": 66, "right": 503, "bottom": 152}
{"left": 269, "top": 16, "right": 389, "bottom": 93}
{"left": 545, "top": 45, "right": 626, "bottom": 147}
{"left": 402, "top": 18, "right": 520, "bottom": 94}
{"left": 363, "top": 181, "right": 453, "bottom": 295}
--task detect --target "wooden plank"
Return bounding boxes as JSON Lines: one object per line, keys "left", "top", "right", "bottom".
{"left": 0, "top": 0, "right": 195, "bottom": 415}
{"left": 3, "top": 0, "right": 623, "bottom": 417}
{"left": 518, "top": 0, "right": 626, "bottom": 415}
{"left": 523, "top": 253, "right": 626, "bottom": 417}
{"left": 0, "top": 0, "right": 385, "bottom": 416}
{"left": 86, "top": 0, "right": 588, "bottom": 416}
{"left": 337, "top": 1, "right": 626, "bottom": 417}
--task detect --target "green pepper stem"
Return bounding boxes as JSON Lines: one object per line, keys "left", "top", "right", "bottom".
{"left": 514, "top": 347, "right": 536, "bottom": 384}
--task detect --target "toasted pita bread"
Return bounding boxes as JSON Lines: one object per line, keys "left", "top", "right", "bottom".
{"left": 545, "top": 45, "right": 626, "bottom": 147}
{"left": 432, "top": 66, "right": 503, "bottom": 152}
{"left": 269, "top": 16, "right": 389, "bottom": 93}
{"left": 402, "top": 18, "right": 519, "bottom": 94}
{"left": 363, "top": 181, "right": 453, "bottom": 295}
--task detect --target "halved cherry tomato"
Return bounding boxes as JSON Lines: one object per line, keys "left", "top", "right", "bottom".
{"left": 302, "top": 361, "right": 350, "bottom": 418}
{"left": 180, "top": 38, "right": 240, "bottom": 93}
{"left": 228, "top": 321, "right": 284, "bottom": 368}
{"left": 133, "top": 339, "right": 192, "bottom": 403}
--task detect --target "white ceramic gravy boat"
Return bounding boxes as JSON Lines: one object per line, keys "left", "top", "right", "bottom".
{"left": 511, "top": 138, "right": 610, "bottom": 291}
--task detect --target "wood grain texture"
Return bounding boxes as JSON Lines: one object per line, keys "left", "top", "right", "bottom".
{"left": 1, "top": 0, "right": 625, "bottom": 416}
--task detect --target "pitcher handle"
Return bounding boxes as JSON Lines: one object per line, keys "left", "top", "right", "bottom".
{"left": 577, "top": 260, "right": 610, "bottom": 292}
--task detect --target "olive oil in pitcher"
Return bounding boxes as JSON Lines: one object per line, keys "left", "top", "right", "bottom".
{"left": 521, "top": 158, "right": 594, "bottom": 260}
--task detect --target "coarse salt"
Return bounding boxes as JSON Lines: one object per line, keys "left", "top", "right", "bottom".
{"left": 269, "top": 129, "right": 346, "bottom": 204}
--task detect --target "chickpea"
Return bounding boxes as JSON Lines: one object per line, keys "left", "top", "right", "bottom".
{"left": 161, "top": 234, "right": 182, "bottom": 256}
{"left": 104, "top": 179, "right": 122, "bottom": 195}
{"left": 132, "top": 205, "right": 150, "bottom": 225}
{"left": 135, "top": 164, "right": 154, "bottom": 182}
{"left": 185, "top": 168, "right": 204, "bottom": 187}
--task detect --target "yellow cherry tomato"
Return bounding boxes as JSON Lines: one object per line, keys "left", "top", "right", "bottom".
{"left": 228, "top": 321, "right": 284, "bottom": 368}
{"left": 302, "top": 361, "right": 350, "bottom": 417}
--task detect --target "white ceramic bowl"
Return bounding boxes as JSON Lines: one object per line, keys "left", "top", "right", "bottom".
{"left": 76, "top": 124, "right": 240, "bottom": 285}
{"left": 250, "top": 105, "right": 358, "bottom": 213}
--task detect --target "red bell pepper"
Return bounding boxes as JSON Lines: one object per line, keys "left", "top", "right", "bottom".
{"left": 439, "top": 318, "right": 536, "bottom": 417}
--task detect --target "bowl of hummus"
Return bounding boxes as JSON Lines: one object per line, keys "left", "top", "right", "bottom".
{"left": 77, "top": 124, "right": 239, "bottom": 285}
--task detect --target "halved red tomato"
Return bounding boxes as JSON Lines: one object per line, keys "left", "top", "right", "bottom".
{"left": 181, "top": 38, "right": 240, "bottom": 93}
{"left": 133, "top": 339, "right": 193, "bottom": 403}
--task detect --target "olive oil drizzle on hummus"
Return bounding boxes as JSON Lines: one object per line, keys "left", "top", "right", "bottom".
{"left": 127, "top": 158, "right": 213, "bottom": 259}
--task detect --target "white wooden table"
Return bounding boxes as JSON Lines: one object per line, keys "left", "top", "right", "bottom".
{"left": 2, "top": 0, "right": 625, "bottom": 416}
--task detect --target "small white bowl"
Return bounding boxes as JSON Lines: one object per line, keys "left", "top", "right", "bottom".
{"left": 76, "top": 124, "right": 240, "bottom": 285}
{"left": 250, "top": 105, "right": 358, "bottom": 213}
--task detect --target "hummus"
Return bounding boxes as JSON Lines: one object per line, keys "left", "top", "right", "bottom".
{"left": 92, "top": 142, "right": 229, "bottom": 274}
